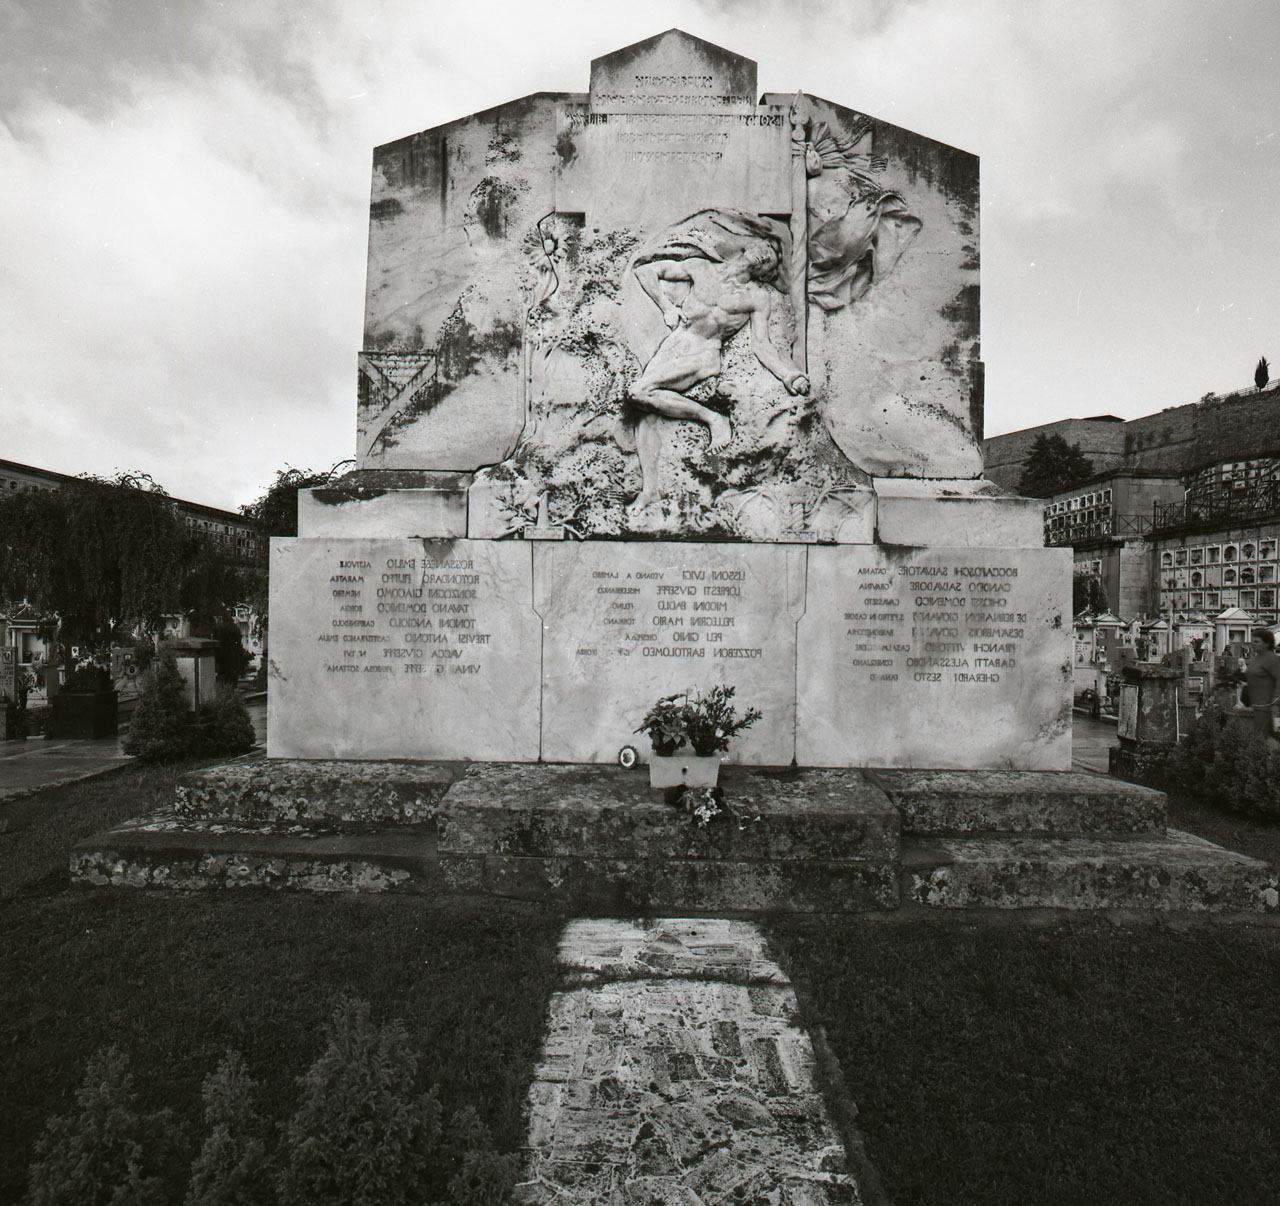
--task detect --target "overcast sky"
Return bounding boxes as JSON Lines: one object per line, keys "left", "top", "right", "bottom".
{"left": 2, "top": 0, "right": 1277, "bottom": 512}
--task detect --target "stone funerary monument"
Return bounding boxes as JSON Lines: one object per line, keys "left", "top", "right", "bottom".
{"left": 271, "top": 30, "right": 1070, "bottom": 770}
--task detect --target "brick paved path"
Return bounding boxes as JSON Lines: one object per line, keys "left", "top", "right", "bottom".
{"left": 513, "top": 918, "right": 865, "bottom": 1204}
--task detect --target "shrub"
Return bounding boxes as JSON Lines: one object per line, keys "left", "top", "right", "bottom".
{"left": 191, "top": 690, "right": 255, "bottom": 759}
{"left": 279, "top": 997, "right": 434, "bottom": 1206}
{"left": 24, "top": 1046, "right": 184, "bottom": 1206}
{"left": 184, "top": 1052, "right": 273, "bottom": 1206}
{"left": 24, "top": 1004, "right": 515, "bottom": 1206}
{"left": 122, "top": 649, "right": 191, "bottom": 763}
{"left": 124, "top": 654, "right": 255, "bottom": 763}
{"left": 1172, "top": 705, "right": 1280, "bottom": 820}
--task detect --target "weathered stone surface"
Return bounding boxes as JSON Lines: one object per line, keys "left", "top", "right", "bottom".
{"left": 514, "top": 919, "right": 866, "bottom": 1204}
{"left": 553, "top": 916, "right": 790, "bottom": 985}
{"left": 361, "top": 96, "right": 563, "bottom": 471}
{"left": 297, "top": 485, "right": 468, "bottom": 539}
{"left": 874, "top": 478, "right": 1043, "bottom": 548}
{"left": 443, "top": 853, "right": 898, "bottom": 913}
{"left": 71, "top": 818, "right": 438, "bottom": 894}
{"left": 796, "top": 545, "right": 1072, "bottom": 769}
{"left": 869, "top": 768, "right": 1166, "bottom": 837}
{"left": 440, "top": 764, "right": 898, "bottom": 861}
{"left": 534, "top": 542, "right": 804, "bottom": 764}
{"left": 1107, "top": 745, "right": 1175, "bottom": 791}
{"left": 268, "top": 539, "right": 542, "bottom": 760}
{"left": 361, "top": 30, "right": 985, "bottom": 539}
{"left": 176, "top": 758, "right": 458, "bottom": 825}
{"left": 903, "top": 830, "right": 1280, "bottom": 913}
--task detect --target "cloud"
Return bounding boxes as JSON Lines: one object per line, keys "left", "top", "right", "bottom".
{"left": 1, "top": 0, "right": 1278, "bottom": 505}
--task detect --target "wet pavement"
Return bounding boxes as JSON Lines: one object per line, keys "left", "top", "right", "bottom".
{"left": 0, "top": 697, "right": 266, "bottom": 801}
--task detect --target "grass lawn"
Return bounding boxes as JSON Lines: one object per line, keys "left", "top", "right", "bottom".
{"left": 0, "top": 762, "right": 567, "bottom": 1205}
{"left": 6, "top": 755, "right": 1280, "bottom": 1205}
{"left": 767, "top": 915, "right": 1280, "bottom": 1206}
{"left": 1167, "top": 789, "right": 1280, "bottom": 866}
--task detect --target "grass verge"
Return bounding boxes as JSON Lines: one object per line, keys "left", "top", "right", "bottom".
{"left": 1167, "top": 789, "right": 1280, "bottom": 866}
{"left": 766, "top": 915, "right": 1280, "bottom": 1206}
{"left": 0, "top": 762, "right": 566, "bottom": 1205}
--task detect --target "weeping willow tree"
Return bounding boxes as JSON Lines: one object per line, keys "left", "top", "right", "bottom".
{"left": 0, "top": 473, "right": 234, "bottom": 677}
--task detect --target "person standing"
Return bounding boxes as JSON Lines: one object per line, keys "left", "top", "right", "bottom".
{"left": 1245, "top": 630, "right": 1280, "bottom": 740}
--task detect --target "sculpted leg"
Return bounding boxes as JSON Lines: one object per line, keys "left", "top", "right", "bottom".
{"left": 631, "top": 414, "right": 664, "bottom": 510}
{"left": 631, "top": 385, "right": 732, "bottom": 451}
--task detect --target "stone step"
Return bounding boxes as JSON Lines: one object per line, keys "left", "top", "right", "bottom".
{"left": 438, "top": 764, "right": 900, "bottom": 913}
{"left": 442, "top": 852, "right": 899, "bottom": 914}
{"left": 441, "top": 764, "right": 900, "bottom": 861}
{"left": 174, "top": 757, "right": 459, "bottom": 825}
{"left": 902, "top": 831, "right": 1280, "bottom": 914}
{"left": 72, "top": 814, "right": 440, "bottom": 894}
{"left": 868, "top": 768, "right": 1165, "bottom": 837}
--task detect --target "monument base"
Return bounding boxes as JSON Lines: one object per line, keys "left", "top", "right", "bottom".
{"left": 270, "top": 529, "right": 1072, "bottom": 769}
{"left": 70, "top": 759, "right": 1279, "bottom": 916}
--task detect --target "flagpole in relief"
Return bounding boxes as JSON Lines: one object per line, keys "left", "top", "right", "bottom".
{"left": 788, "top": 91, "right": 811, "bottom": 374}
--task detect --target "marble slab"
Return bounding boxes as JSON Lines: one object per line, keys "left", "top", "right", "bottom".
{"left": 796, "top": 545, "right": 1072, "bottom": 769}
{"left": 874, "top": 478, "right": 1045, "bottom": 548}
{"left": 534, "top": 542, "right": 805, "bottom": 764}
{"left": 556, "top": 30, "right": 789, "bottom": 228}
{"left": 268, "top": 539, "right": 540, "bottom": 760}
{"left": 297, "top": 486, "right": 467, "bottom": 539}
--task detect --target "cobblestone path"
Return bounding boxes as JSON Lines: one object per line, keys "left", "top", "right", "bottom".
{"left": 513, "top": 918, "right": 865, "bottom": 1204}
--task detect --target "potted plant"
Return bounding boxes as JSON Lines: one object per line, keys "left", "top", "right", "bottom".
{"left": 634, "top": 685, "right": 762, "bottom": 789}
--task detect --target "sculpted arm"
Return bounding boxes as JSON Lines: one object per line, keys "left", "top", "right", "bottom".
{"left": 634, "top": 259, "right": 692, "bottom": 329}
{"left": 748, "top": 302, "right": 809, "bottom": 395}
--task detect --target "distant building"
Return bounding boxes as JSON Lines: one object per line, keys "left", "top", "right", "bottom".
{"left": 983, "top": 381, "right": 1280, "bottom": 652}
{"left": 984, "top": 380, "right": 1280, "bottom": 492}
{"left": 1044, "top": 470, "right": 1184, "bottom": 619}
{"left": 0, "top": 459, "right": 262, "bottom": 565}
{"left": 0, "top": 459, "right": 262, "bottom": 696}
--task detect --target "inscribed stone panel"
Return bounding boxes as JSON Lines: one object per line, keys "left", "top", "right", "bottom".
{"left": 268, "top": 539, "right": 540, "bottom": 760}
{"left": 796, "top": 546, "right": 1071, "bottom": 769}
{"left": 535, "top": 542, "right": 804, "bottom": 764}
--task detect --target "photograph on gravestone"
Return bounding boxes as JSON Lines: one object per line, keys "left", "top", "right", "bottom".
{"left": 267, "top": 29, "right": 1071, "bottom": 769}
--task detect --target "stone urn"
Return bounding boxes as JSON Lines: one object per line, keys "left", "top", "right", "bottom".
{"left": 648, "top": 753, "right": 721, "bottom": 790}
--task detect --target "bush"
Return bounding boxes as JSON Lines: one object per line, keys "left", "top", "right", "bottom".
{"left": 24, "top": 1046, "right": 184, "bottom": 1206}
{"left": 1171, "top": 705, "right": 1280, "bottom": 820}
{"left": 25, "top": 1003, "right": 516, "bottom": 1206}
{"left": 191, "top": 691, "right": 255, "bottom": 759}
{"left": 277, "top": 996, "right": 513, "bottom": 1206}
{"left": 122, "top": 649, "right": 191, "bottom": 763}
{"left": 124, "top": 653, "right": 255, "bottom": 763}
{"left": 185, "top": 1052, "right": 273, "bottom": 1206}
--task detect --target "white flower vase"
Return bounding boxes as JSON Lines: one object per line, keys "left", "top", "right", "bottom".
{"left": 648, "top": 753, "right": 721, "bottom": 789}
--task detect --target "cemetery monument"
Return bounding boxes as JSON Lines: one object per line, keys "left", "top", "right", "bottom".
{"left": 74, "top": 32, "right": 1277, "bottom": 919}
{"left": 271, "top": 29, "right": 1071, "bottom": 770}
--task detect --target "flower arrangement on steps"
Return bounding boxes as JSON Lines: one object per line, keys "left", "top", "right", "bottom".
{"left": 634, "top": 685, "right": 763, "bottom": 790}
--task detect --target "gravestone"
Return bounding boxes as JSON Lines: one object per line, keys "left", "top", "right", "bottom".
{"left": 270, "top": 29, "right": 1070, "bottom": 769}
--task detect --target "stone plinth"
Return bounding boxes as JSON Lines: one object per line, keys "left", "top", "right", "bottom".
{"left": 175, "top": 758, "right": 457, "bottom": 825}
{"left": 874, "top": 479, "right": 1045, "bottom": 548}
{"left": 268, "top": 538, "right": 542, "bottom": 761}
{"left": 903, "top": 831, "right": 1280, "bottom": 914}
{"left": 870, "top": 769, "right": 1165, "bottom": 836}
{"left": 298, "top": 485, "right": 468, "bottom": 539}
{"left": 535, "top": 542, "right": 804, "bottom": 765}
{"left": 439, "top": 763, "right": 900, "bottom": 913}
{"left": 796, "top": 545, "right": 1072, "bottom": 768}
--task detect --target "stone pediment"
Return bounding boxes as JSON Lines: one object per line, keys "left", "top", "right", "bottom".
{"left": 587, "top": 29, "right": 758, "bottom": 112}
